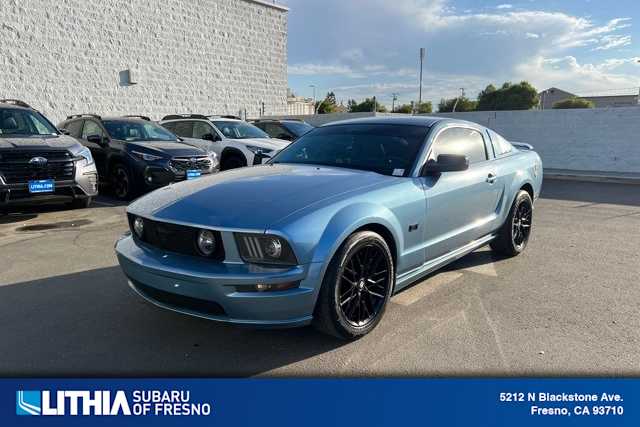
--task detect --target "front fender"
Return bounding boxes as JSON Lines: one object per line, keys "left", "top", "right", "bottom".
{"left": 312, "top": 202, "right": 403, "bottom": 265}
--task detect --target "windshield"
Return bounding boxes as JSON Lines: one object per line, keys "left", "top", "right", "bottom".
{"left": 284, "top": 121, "right": 314, "bottom": 136}
{"left": 0, "top": 108, "right": 58, "bottom": 136}
{"left": 270, "top": 124, "right": 429, "bottom": 177}
{"left": 212, "top": 121, "right": 269, "bottom": 139}
{"left": 103, "top": 120, "right": 178, "bottom": 142}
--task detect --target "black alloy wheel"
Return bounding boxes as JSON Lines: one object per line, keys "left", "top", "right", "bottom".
{"left": 112, "top": 164, "right": 132, "bottom": 200}
{"left": 314, "top": 231, "right": 394, "bottom": 340}
{"left": 338, "top": 243, "right": 390, "bottom": 327}
{"left": 512, "top": 198, "right": 532, "bottom": 250}
{"left": 490, "top": 190, "right": 534, "bottom": 256}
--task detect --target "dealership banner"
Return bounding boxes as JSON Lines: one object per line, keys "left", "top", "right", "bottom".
{"left": 2, "top": 379, "right": 638, "bottom": 426}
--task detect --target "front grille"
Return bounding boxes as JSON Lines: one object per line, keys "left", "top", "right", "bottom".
{"left": 132, "top": 280, "right": 226, "bottom": 317}
{"left": 169, "top": 156, "right": 212, "bottom": 173}
{"left": 128, "top": 214, "right": 225, "bottom": 261}
{"left": 0, "top": 150, "right": 75, "bottom": 184}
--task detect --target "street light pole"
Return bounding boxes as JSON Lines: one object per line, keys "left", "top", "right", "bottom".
{"left": 391, "top": 93, "right": 398, "bottom": 112}
{"left": 418, "top": 48, "right": 425, "bottom": 108}
{"left": 309, "top": 84, "right": 317, "bottom": 114}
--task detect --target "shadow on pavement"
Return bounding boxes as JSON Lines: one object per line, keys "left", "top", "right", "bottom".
{"left": 0, "top": 267, "right": 344, "bottom": 377}
{"left": 0, "top": 195, "right": 126, "bottom": 224}
{"left": 541, "top": 179, "right": 640, "bottom": 207}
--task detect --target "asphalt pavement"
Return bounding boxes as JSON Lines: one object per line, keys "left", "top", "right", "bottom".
{"left": 0, "top": 179, "right": 638, "bottom": 376}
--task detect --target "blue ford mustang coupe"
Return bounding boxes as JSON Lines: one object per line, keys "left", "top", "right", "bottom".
{"left": 116, "top": 116, "right": 542, "bottom": 339}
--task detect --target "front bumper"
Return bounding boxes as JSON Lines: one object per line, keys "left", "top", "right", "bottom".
{"left": 141, "top": 165, "right": 218, "bottom": 190}
{"left": 115, "top": 233, "right": 323, "bottom": 327}
{"left": 0, "top": 160, "right": 98, "bottom": 206}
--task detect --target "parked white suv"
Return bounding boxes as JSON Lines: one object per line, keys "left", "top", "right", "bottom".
{"left": 160, "top": 115, "right": 290, "bottom": 170}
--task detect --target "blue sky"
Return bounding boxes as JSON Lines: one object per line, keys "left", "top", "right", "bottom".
{"left": 281, "top": 0, "right": 639, "bottom": 108}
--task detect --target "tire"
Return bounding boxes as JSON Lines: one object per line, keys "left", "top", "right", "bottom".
{"left": 313, "top": 231, "right": 394, "bottom": 340}
{"left": 490, "top": 190, "right": 533, "bottom": 256}
{"left": 221, "top": 154, "right": 247, "bottom": 170}
{"left": 111, "top": 163, "right": 134, "bottom": 200}
{"left": 68, "top": 197, "right": 92, "bottom": 209}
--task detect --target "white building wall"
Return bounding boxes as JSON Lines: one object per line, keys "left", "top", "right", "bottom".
{"left": 0, "top": 0, "right": 288, "bottom": 123}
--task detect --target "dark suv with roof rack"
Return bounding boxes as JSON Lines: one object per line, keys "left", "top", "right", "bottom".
{"left": 0, "top": 99, "right": 98, "bottom": 210}
{"left": 58, "top": 114, "right": 218, "bottom": 200}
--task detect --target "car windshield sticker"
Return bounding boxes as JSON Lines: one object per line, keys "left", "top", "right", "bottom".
{"left": 392, "top": 169, "right": 405, "bottom": 176}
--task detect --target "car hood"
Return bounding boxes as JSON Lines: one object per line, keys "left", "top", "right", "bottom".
{"left": 128, "top": 164, "right": 391, "bottom": 230}
{"left": 0, "top": 135, "right": 82, "bottom": 151}
{"left": 232, "top": 138, "right": 289, "bottom": 152}
{"left": 125, "top": 140, "right": 206, "bottom": 157}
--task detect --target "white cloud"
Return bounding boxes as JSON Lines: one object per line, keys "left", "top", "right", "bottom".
{"left": 288, "top": 63, "right": 356, "bottom": 76}
{"left": 516, "top": 56, "right": 640, "bottom": 94}
{"left": 496, "top": 4, "right": 513, "bottom": 9}
{"left": 525, "top": 32, "right": 540, "bottom": 39}
{"left": 593, "top": 35, "right": 632, "bottom": 51}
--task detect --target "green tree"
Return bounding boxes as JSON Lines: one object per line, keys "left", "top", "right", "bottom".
{"left": 394, "top": 104, "right": 413, "bottom": 114}
{"left": 316, "top": 91, "right": 338, "bottom": 114}
{"left": 552, "top": 97, "right": 595, "bottom": 109}
{"left": 438, "top": 97, "right": 477, "bottom": 112}
{"left": 348, "top": 97, "right": 387, "bottom": 113}
{"left": 476, "top": 81, "right": 539, "bottom": 111}
{"left": 416, "top": 101, "right": 433, "bottom": 114}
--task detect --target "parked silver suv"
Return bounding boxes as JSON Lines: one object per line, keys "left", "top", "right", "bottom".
{"left": 0, "top": 100, "right": 98, "bottom": 209}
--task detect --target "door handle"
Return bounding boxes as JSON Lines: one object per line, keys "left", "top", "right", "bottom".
{"left": 486, "top": 172, "right": 497, "bottom": 184}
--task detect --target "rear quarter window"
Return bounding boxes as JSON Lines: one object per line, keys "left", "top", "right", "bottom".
{"left": 488, "top": 129, "right": 513, "bottom": 155}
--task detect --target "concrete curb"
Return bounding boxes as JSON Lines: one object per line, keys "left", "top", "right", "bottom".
{"left": 544, "top": 169, "right": 640, "bottom": 185}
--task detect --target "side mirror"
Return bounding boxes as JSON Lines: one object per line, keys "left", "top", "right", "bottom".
{"left": 201, "top": 133, "right": 220, "bottom": 142}
{"left": 59, "top": 128, "right": 70, "bottom": 135}
{"left": 422, "top": 154, "right": 469, "bottom": 175}
{"left": 87, "top": 134, "right": 108, "bottom": 146}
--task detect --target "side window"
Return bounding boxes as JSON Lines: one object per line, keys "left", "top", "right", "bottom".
{"left": 266, "top": 123, "right": 291, "bottom": 139}
{"left": 168, "top": 121, "right": 194, "bottom": 138}
{"left": 65, "top": 120, "right": 84, "bottom": 138}
{"left": 488, "top": 129, "right": 513, "bottom": 156}
{"left": 193, "top": 121, "right": 214, "bottom": 139}
{"left": 81, "top": 120, "right": 103, "bottom": 139}
{"left": 429, "top": 127, "right": 487, "bottom": 165}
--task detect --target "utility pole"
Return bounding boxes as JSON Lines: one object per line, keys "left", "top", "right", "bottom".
{"left": 309, "top": 84, "right": 317, "bottom": 114}
{"left": 452, "top": 87, "right": 465, "bottom": 113}
{"left": 391, "top": 93, "right": 399, "bottom": 112}
{"left": 372, "top": 96, "right": 377, "bottom": 113}
{"left": 418, "top": 48, "right": 425, "bottom": 108}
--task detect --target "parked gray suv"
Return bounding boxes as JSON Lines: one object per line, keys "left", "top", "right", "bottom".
{"left": 0, "top": 100, "right": 98, "bottom": 209}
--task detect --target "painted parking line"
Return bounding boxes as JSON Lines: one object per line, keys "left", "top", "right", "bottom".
{"left": 392, "top": 271, "right": 463, "bottom": 306}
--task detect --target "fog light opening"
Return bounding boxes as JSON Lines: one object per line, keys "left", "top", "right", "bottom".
{"left": 237, "top": 282, "right": 300, "bottom": 293}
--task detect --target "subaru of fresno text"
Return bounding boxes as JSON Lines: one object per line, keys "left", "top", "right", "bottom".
{"left": 116, "top": 116, "right": 543, "bottom": 340}
{"left": 0, "top": 99, "right": 97, "bottom": 209}
{"left": 160, "top": 115, "right": 290, "bottom": 170}
{"left": 58, "top": 115, "right": 218, "bottom": 200}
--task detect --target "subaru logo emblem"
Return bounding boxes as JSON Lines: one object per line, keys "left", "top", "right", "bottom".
{"left": 29, "top": 157, "right": 48, "bottom": 168}
{"left": 190, "top": 158, "right": 197, "bottom": 166}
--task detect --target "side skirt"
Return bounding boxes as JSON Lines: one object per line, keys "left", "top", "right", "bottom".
{"left": 394, "top": 233, "right": 496, "bottom": 293}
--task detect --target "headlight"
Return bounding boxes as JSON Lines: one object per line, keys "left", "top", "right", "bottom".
{"left": 131, "top": 150, "right": 164, "bottom": 162}
{"left": 76, "top": 146, "right": 94, "bottom": 166}
{"left": 197, "top": 229, "right": 216, "bottom": 256}
{"left": 235, "top": 233, "right": 297, "bottom": 266}
{"left": 246, "top": 145, "right": 273, "bottom": 155}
